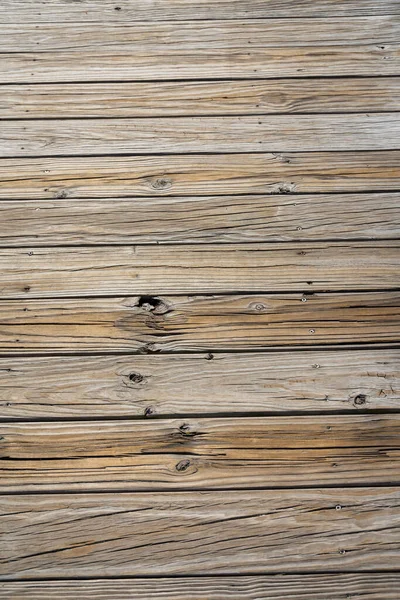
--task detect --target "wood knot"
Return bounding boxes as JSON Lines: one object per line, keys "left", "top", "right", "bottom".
{"left": 151, "top": 177, "right": 172, "bottom": 191}
{"left": 205, "top": 352, "right": 214, "bottom": 360}
{"left": 129, "top": 372, "right": 144, "bottom": 383}
{"left": 137, "top": 295, "right": 170, "bottom": 315}
{"left": 144, "top": 406, "right": 155, "bottom": 417}
{"left": 354, "top": 394, "right": 367, "bottom": 406}
{"left": 179, "top": 423, "right": 195, "bottom": 437}
{"left": 176, "top": 459, "right": 191, "bottom": 472}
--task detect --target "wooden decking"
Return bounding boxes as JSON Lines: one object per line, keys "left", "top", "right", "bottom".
{"left": 1, "top": 1, "right": 400, "bottom": 598}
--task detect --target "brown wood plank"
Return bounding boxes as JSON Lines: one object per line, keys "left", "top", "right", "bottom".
{"left": 0, "top": 243, "right": 398, "bottom": 299}
{"left": 1, "top": 152, "right": 398, "bottom": 199}
{"left": 1, "top": 488, "right": 399, "bottom": 576}
{"left": 1, "top": 575, "right": 400, "bottom": 599}
{"left": 2, "top": 0, "right": 399, "bottom": 22}
{"left": 2, "top": 415, "right": 400, "bottom": 491}
{"left": 0, "top": 292, "right": 399, "bottom": 354}
{"left": 3, "top": 114, "right": 400, "bottom": 157}
{"left": 1, "top": 349, "right": 399, "bottom": 419}
{"left": 1, "top": 193, "right": 399, "bottom": 246}
{"left": 3, "top": 78, "right": 400, "bottom": 119}
{"left": 1, "top": 18, "right": 399, "bottom": 83}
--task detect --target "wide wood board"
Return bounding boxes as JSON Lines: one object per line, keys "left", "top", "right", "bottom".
{"left": 2, "top": 489, "right": 399, "bottom": 577}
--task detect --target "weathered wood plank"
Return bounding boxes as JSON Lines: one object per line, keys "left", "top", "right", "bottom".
{"left": 1, "top": 349, "right": 399, "bottom": 418}
{"left": 2, "top": 574, "right": 400, "bottom": 600}
{"left": 1, "top": 19, "right": 398, "bottom": 82}
{"left": 3, "top": 114, "right": 400, "bottom": 157}
{"left": 2, "top": 489, "right": 399, "bottom": 576}
{"left": 2, "top": 0, "right": 399, "bottom": 23}
{"left": 3, "top": 78, "right": 400, "bottom": 119}
{"left": 0, "top": 152, "right": 398, "bottom": 199}
{"left": 2, "top": 415, "right": 400, "bottom": 491}
{"left": 0, "top": 292, "right": 399, "bottom": 354}
{"left": 0, "top": 243, "right": 398, "bottom": 299}
{"left": 1, "top": 193, "right": 399, "bottom": 246}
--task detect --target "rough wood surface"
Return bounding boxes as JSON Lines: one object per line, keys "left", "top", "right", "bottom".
{"left": 0, "top": 242, "right": 398, "bottom": 299}
{"left": 2, "top": 18, "right": 399, "bottom": 82}
{"left": 2, "top": 575, "right": 400, "bottom": 599}
{"left": 3, "top": 114, "right": 400, "bottom": 157}
{"left": 1, "top": 193, "right": 399, "bottom": 246}
{"left": 2, "top": 489, "right": 399, "bottom": 577}
{"left": 1, "top": 349, "right": 399, "bottom": 418}
{"left": 3, "top": 78, "right": 400, "bottom": 119}
{"left": 0, "top": 292, "right": 399, "bottom": 354}
{"left": 1, "top": 152, "right": 398, "bottom": 199}
{"left": 2, "top": 0, "right": 399, "bottom": 22}
{"left": 2, "top": 415, "right": 400, "bottom": 491}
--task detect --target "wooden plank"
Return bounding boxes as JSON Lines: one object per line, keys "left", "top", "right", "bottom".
{"left": 2, "top": 0, "right": 400, "bottom": 23}
{"left": 0, "top": 152, "right": 398, "bottom": 199}
{"left": 1, "top": 19, "right": 399, "bottom": 83}
{"left": 1, "top": 488, "right": 399, "bottom": 576}
{"left": 2, "top": 415, "right": 400, "bottom": 491}
{"left": 0, "top": 292, "right": 399, "bottom": 354}
{"left": 2, "top": 575, "right": 400, "bottom": 600}
{"left": 1, "top": 193, "right": 399, "bottom": 246}
{"left": 1, "top": 349, "right": 399, "bottom": 418}
{"left": 0, "top": 243, "right": 398, "bottom": 299}
{"left": 3, "top": 78, "right": 400, "bottom": 119}
{"left": 3, "top": 114, "right": 400, "bottom": 157}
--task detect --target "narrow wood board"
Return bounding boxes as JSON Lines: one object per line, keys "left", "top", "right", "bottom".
{"left": 2, "top": 574, "right": 400, "bottom": 599}
{"left": 2, "top": 0, "right": 399, "bottom": 22}
{"left": 1, "top": 489, "right": 399, "bottom": 576}
{"left": 3, "top": 114, "right": 400, "bottom": 157}
{"left": 1, "top": 152, "right": 398, "bottom": 199}
{"left": 1, "top": 349, "right": 399, "bottom": 418}
{"left": 0, "top": 292, "right": 399, "bottom": 354}
{"left": 1, "top": 193, "right": 399, "bottom": 246}
{"left": 3, "top": 78, "right": 400, "bottom": 118}
{"left": 1, "top": 152, "right": 399, "bottom": 199}
{"left": 2, "top": 19, "right": 399, "bottom": 82}
{"left": 2, "top": 415, "right": 400, "bottom": 491}
{"left": 0, "top": 243, "right": 398, "bottom": 298}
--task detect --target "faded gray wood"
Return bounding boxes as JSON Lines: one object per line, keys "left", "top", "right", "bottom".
{"left": 0, "top": 152, "right": 398, "bottom": 199}
{"left": 3, "top": 114, "right": 400, "bottom": 157}
{"left": 2, "top": 78, "right": 400, "bottom": 118}
{"left": 1, "top": 0, "right": 399, "bottom": 22}
{"left": 0, "top": 193, "right": 399, "bottom": 245}
{"left": 1, "top": 349, "right": 399, "bottom": 418}
{"left": 2, "top": 574, "right": 400, "bottom": 599}
{"left": 2, "top": 415, "right": 400, "bottom": 491}
{"left": 0, "top": 292, "right": 399, "bottom": 354}
{"left": 1, "top": 19, "right": 398, "bottom": 82}
{"left": 0, "top": 346, "right": 400, "bottom": 418}
{"left": 0, "top": 243, "right": 398, "bottom": 299}
{"left": 1, "top": 489, "right": 399, "bottom": 576}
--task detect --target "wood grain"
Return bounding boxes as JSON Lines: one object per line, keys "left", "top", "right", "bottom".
{"left": 2, "top": 574, "right": 400, "bottom": 600}
{"left": 1, "top": 349, "right": 399, "bottom": 418}
{"left": 2, "top": 489, "right": 399, "bottom": 576}
{"left": 2, "top": 19, "right": 399, "bottom": 83}
{"left": 0, "top": 243, "right": 398, "bottom": 299}
{"left": 1, "top": 152, "right": 398, "bottom": 199}
{"left": 3, "top": 114, "right": 400, "bottom": 157}
{"left": 2, "top": 415, "right": 400, "bottom": 491}
{"left": 0, "top": 292, "right": 399, "bottom": 354}
{"left": 1, "top": 193, "right": 399, "bottom": 246}
{"left": 2, "top": 0, "right": 399, "bottom": 22}
{"left": 3, "top": 78, "right": 400, "bottom": 119}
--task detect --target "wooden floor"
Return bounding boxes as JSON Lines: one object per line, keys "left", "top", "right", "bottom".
{"left": 1, "top": 1, "right": 400, "bottom": 598}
